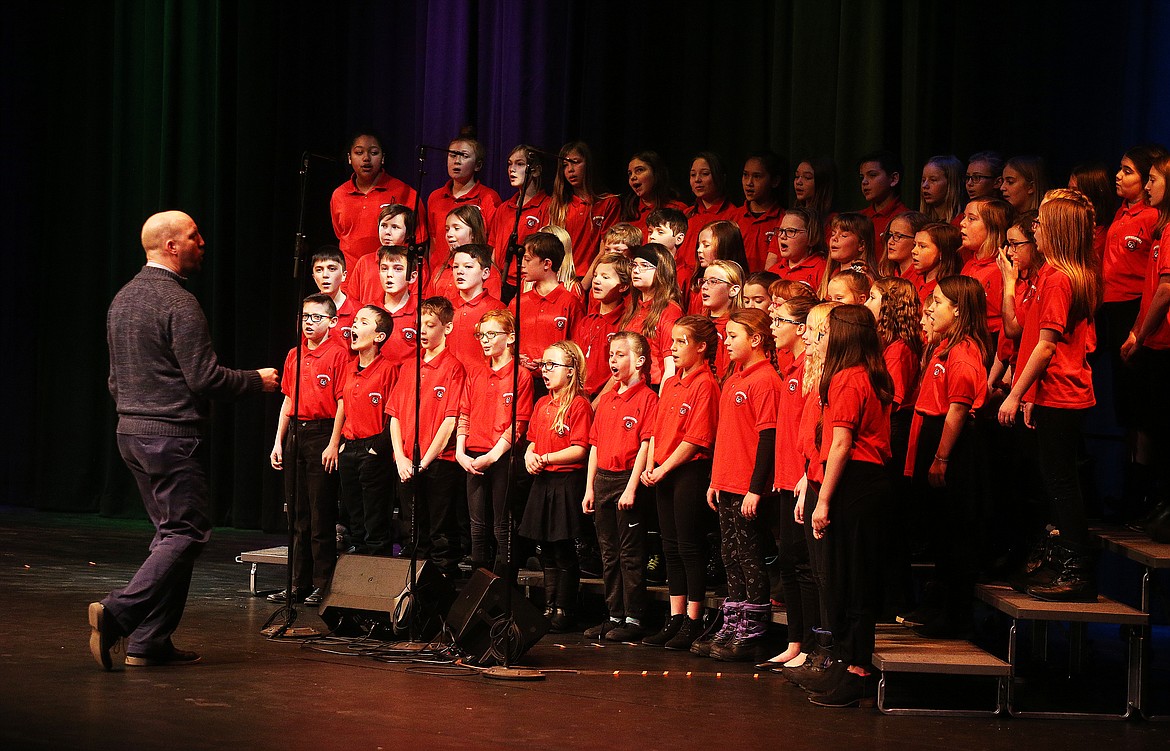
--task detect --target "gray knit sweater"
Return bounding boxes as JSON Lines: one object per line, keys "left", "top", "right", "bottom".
{"left": 107, "top": 265, "right": 263, "bottom": 436}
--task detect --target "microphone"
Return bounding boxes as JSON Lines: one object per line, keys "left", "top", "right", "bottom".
{"left": 302, "top": 151, "right": 340, "bottom": 163}
{"left": 417, "top": 144, "right": 453, "bottom": 154}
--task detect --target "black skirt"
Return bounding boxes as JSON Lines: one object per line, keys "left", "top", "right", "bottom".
{"left": 519, "top": 469, "right": 585, "bottom": 542}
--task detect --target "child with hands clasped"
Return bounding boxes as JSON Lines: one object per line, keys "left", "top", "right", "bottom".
{"left": 520, "top": 342, "right": 594, "bottom": 632}
{"left": 621, "top": 244, "right": 683, "bottom": 387}
{"left": 703, "top": 308, "right": 782, "bottom": 662}
{"left": 581, "top": 333, "right": 658, "bottom": 642}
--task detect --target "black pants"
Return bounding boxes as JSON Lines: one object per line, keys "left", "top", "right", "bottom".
{"left": 466, "top": 449, "right": 519, "bottom": 569}
{"left": 1097, "top": 299, "right": 1142, "bottom": 428}
{"left": 592, "top": 468, "right": 648, "bottom": 621}
{"left": 777, "top": 489, "right": 818, "bottom": 644}
{"left": 656, "top": 459, "right": 713, "bottom": 603}
{"left": 539, "top": 538, "right": 580, "bottom": 610}
{"left": 825, "top": 460, "right": 890, "bottom": 669}
{"left": 399, "top": 458, "right": 464, "bottom": 575}
{"left": 911, "top": 413, "right": 982, "bottom": 620}
{"left": 338, "top": 436, "right": 394, "bottom": 555}
{"left": 283, "top": 419, "right": 340, "bottom": 590}
{"left": 802, "top": 480, "right": 831, "bottom": 629}
{"left": 1033, "top": 405, "right": 1090, "bottom": 551}
{"left": 717, "top": 490, "right": 770, "bottom": 605}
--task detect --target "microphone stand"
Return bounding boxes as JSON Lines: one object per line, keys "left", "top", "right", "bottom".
{"left": 265, "top": 151, "right": 314, "bottom": 637}
{"left": 483, "top": 165, "right": 544, "bottom": 680}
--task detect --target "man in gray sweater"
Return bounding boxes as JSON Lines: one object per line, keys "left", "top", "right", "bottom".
{"left": 89, "top": 210, "right": 279, "bottom": 670}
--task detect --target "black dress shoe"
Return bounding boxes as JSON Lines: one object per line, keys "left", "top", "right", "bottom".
{"left": 88, "top": 602, "right": 123, "bottom": 671}
{"left": 125, "top": 648, "right": 202, "bottom": 667}
{"left": 809, "top": 670, "right": 876, "bottom": 708}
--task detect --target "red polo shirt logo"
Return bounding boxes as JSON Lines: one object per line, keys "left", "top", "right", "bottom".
{"left": 592, "top": 215, "right": 605, "bottom": 227}
{"left": 434, "top": 386, "right": 446, "bottom": 400}
{"left": 623, "top": 416, "right": 637, "bottom": 430}
{"left": 679, "top": 402, "right": 690, "bottom": 416}
{"left": 369, "top": 392, "right": 382, "bottom": 406}
{"left": 1125, "top": 235, "right": 1143, "bottom": 251}
{"left": 787, "top": 378, "right": 799, "bottom": 393}
{"left": 734, "top": 390, "right": 747, "bottom": 405}
{"left": 503, "top": 392, "right": 514, "bottom": 405}
{"left": 403, "top": 328, "right": 417, "bottom": 341}
{"left": 932, "top": 363, "right": 946, "bottom": 378}
{"left": 317, "top": 374, "right": 331, "bottom": 388}
{"left": 341, "top": 326, "right": 352, "bottom": 341}
{"left": 525, "top": 215, "right": 539, "bottom": 228}
{"left": 555, "top": 316, "right": 568, "bottom": 330}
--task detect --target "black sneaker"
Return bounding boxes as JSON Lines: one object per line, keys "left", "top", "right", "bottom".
{"left": 641, "top": 614, "right": 685, "bottom": 647}
{"left": 809, "top": 670, "right": 876, "bottom": 708}
{"left": 584, "top": 619, "right": 622, "bottom": 639}
{"left": 645, "top": 554, "right": 665, "bottom": 585}
{"left": 663, "top": 617, "right": 704, "bottom": 651}
{"left": 303, "top": 588, "right": 324, "bottom": 607}
{"left": 606, "top": 622, "right": 647, "bottom": 643}
{"left": 266, "top": 588, "right": 308, "bottom": 604}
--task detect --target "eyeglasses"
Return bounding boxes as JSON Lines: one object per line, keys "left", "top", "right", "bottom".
{"left": 965, "top": 173, "right": 994, "bottom": 183}
{"left": 700, "top": 277, "right": 732, "bottom": 288}
{"left": 775, "top": 227, "right": 807, "bottom": 240}
{"left": 885, "top": 230, "right": 915, "bottom": 243}
{"left": 772, "top": 316, "right": 801, "bottom": 326}
{"left": 474, "top": 330, "right": 508, "bottom": 342}
{"left": 632, "top": 261, "right": 657, "bottom": 271}
{"left": 1006, "top": 239, "right": 1034, "bottom": 249}
{"left": 538, "top": 361, "right": 574, "bottom": 372}
{"left": 301, "top": 313, "right": 333, "bottom": 323}
{"left": 448, "top": 150, "right": 473, "bottom": 160}
{"left": 562, "top": 157, "right": 584, "bottom": 166}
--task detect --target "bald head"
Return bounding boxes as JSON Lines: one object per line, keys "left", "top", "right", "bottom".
{"left": 141, "top": 211, "right": 205, "bottom": 275}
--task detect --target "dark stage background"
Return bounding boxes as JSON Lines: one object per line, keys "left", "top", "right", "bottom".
{"left": 3, "top": 0, "right": 1168, "bottom": 530}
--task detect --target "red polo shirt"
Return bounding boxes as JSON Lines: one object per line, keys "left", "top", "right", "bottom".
{"left": 884, "top": 338, "right": 920, "bottom": 411}
{"left": 821, "top": 365, "right": 891, "bottom": 467}
{"left": 281, "top": 336, "right": 348, "bottom": 420}
{"left": 447, "top": 290, "right": 506, "bottom": 371}
{"left": 379, "top": 296, "right": 419, "bottom": 368}
{"left": 624, "top": 299, "right": 683, "bottom": 385}
{"left": 653, "top": 366, "right": 720, "bottom": 466}
{"left": 518, "top": 284, "right": 583, "bottom": 363}
{"left": 341, "top": 356, "right": 397, "bottom": 440}
{"left": 1017, "top": 264, "right": 1096, "bottom": 408}
{"left": 736, "top": 204, "right": 785, "bottom": 273}
{"left": 798, "top": 396, "right": 824, "bottom": 484}
{"left": 774, "top": 351, "right": 808, "bottom": 492}
{"left": 962, "top": 254, "right": 1004, "bottom": 334}
{"left": 459, "top": 359, "right": 535, "bottom": 454}
{"left": 345, "top": 254, "right": 382, "bottom": 307}
{"left": 573, "top": 305, "right": 626, "bottom": 396}
{"left": 682, "top": 198, "right": 741, "bottom": 280}
{"left": 561, "top": 194, "right": 620, "bottom": 271}
{"left": 917, "top": 278, "right": 938, "bottom": 307}
{"left": 528, "top": 394, "right": 593, "bottom": 471}
{"left": 386, "top": 348, "right": 465, "bottom": 461}
{"left": 489, "top": 191, "right": 551, "bottom": 285}
{"left": 914, "top": 337, "right": 987, "bottom": 417}
{"left": 1104, "top": 201, "right": 1159, "bottom": 303}
{"left": 861, "top": 198, "right": 907, "bottom": 251}
{"left": 330, "top": 172, "right": 423, "bottom": 275}
{"left": 590, "top": 381, "right": 658, "bottom": 472}
{"left": 1134, "top": 227, "right": 1170, "bottom": 349}
{"left": 711, "top": 360, "right": 782, "bottom": 495}
{"left": 425, "top": 180, "right": 502, "bottom": 261}
{"left": 628, "top": 199, "right": 688, "bottom": 235}
{"left": 770, "top": 253, "right": 827, "bottom": 289}
{"left": 997, "top": 274, "right": 1040, "bottom": 366}
{"left": 334, "top": 295, "right": 361, "bottom": 349}
{"left": 712, "top": 315, "right": 732, "bottom": 380}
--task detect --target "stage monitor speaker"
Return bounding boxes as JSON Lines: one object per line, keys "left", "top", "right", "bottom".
{"left": 319, "top": 554, "right": 455, "bottom": 639}
{"left": 446, "top": 568, "right": 548, "bottom": 665}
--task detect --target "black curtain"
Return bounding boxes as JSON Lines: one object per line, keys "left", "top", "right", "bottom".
{"left": 4, "top": 0, "right": 1167, "bottom": 530}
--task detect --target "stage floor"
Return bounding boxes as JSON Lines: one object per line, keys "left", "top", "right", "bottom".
{"left": 1, "top": 506, "right": 1166, "bottom": 750}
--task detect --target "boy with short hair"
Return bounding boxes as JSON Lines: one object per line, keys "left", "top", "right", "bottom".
{"left": 447, "top": 243, "right": 505, "bottom": 370}
{"left": 338, "top": 305, "right": 398, "bottom": 556}
{"left": 601, "top": 223, "right": 643, "bottom": 254}
{"left": 646, "top": 207, "right": 691, "bottom": 283}
{"left": 858, "top": 150, "right": 907, "bottom": 242}
{"left": 518, "top": 232, "right": 584, "bottom": 393}
{"left": 311, "top": 247, "right": 360, "bottom": 347}
{"left": 269, "top": 293, "right": 349, "bottom": 605}
{"left": 387, "top": 297, "right": 467, "bottom": 578}
{"left": 376, "top": 245, "right": 420, "bottom": 367}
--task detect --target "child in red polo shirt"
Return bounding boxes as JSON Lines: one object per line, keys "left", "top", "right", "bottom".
{"left": 878, "top": 211, "right": 929, "bottom": 281}
{"left": 687, "top": 221, "right": 751, "bottom": 315}
{"left": 699, "top": 260, "right": 745, "bottom": 380}
{"left": 910, "top": 223, "right": 963, "bottom": 306}
{"left": 807, "top": 305, "right": 894, "bottom": 708}
{"left": 425, "top": 134, "right": 502, "bottom": 259}
{"left": 310, "top": 247, "right": 360, "bottom": 347}
{"left": 330, "top": 132, "right": 422, "bottom": 275}
{"left": 646, "top": 207, "right": 690, "bottom": 287}
{"left": 703, "top": 309, "right": 782, "bottom": 662}
{"left": 518, "top": 232, "right": 584, "bottom": 397}
{"left": 429, "top": 205, "right": 489, "bottom": 303}
{"left": 760, "top": 296, "right": 819, "bottom": 671}
{"left": 857, "top": 150, "right": 907, "bottom": 244}
{"left": 999, "top": 190, "right": 1100, "bottom": 602}
{"left": 919, "top": 155, "right": 964, "bottom": 225}
{"left": 902, "top": 277, "right": 988, "bottom": 638}
{"left": 738, "top": 151, "right": 787, "bottom": 273}
{"left": 447, "top": 244, "right": 505, "bottom": 371}
{"left": 269, "top": 294, "right": 349, "bottom": 606}
{"left": 581, "top": 223, "right": 644, "bottom": 293}
{"left": 387, "top": 297, "right": 467, "bottom": 579}
{"left": 621, "top": 151, "right": 686, "bottom": 233}
{"left": 347, "top": 204, "right": 413, "bottom": 306}
{"left": 376, "top": 245, "right": 420, "bottom": 367}
{"left": 338, "top": 305, "right": 398, "bottom": 556}
{"left": 520, "top": 341, "right": 594, "bottom": 632}
{"left": 456, "top": 309, "right": 533, "bottom": 578}
{"left": 582, "top": 332, "right": 658, "bottom": 641}
{"left": 621, "top": 244, "right": 683, "bottom": 387}
{"left": 821, "top": 213, "right": 879, "bottom": 297}
{"left": 793, "top": 156, "right": 839, "bottom": 235}
{"left": 685, "top": 152, "right": 741, "bottom": 270}
{"left": 639, "top": 315, "right": 721, "bottom": 650}
{"left": 548, "top": 141, "right": 620, "bottom": 272}
{"left": 824, "top": 269, "right": 871, "bottom": 306}
{"left": 489, "top": 145, "right": 551, "bottom": 301}
{"left": 960, "top": 197, "right": 1014, "bottom": 345}
{"left": 768, "top": 208, "right": 827, "bottom": 288}
{"left": 574, "top": 252, "right": 631, "bottom": 399}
